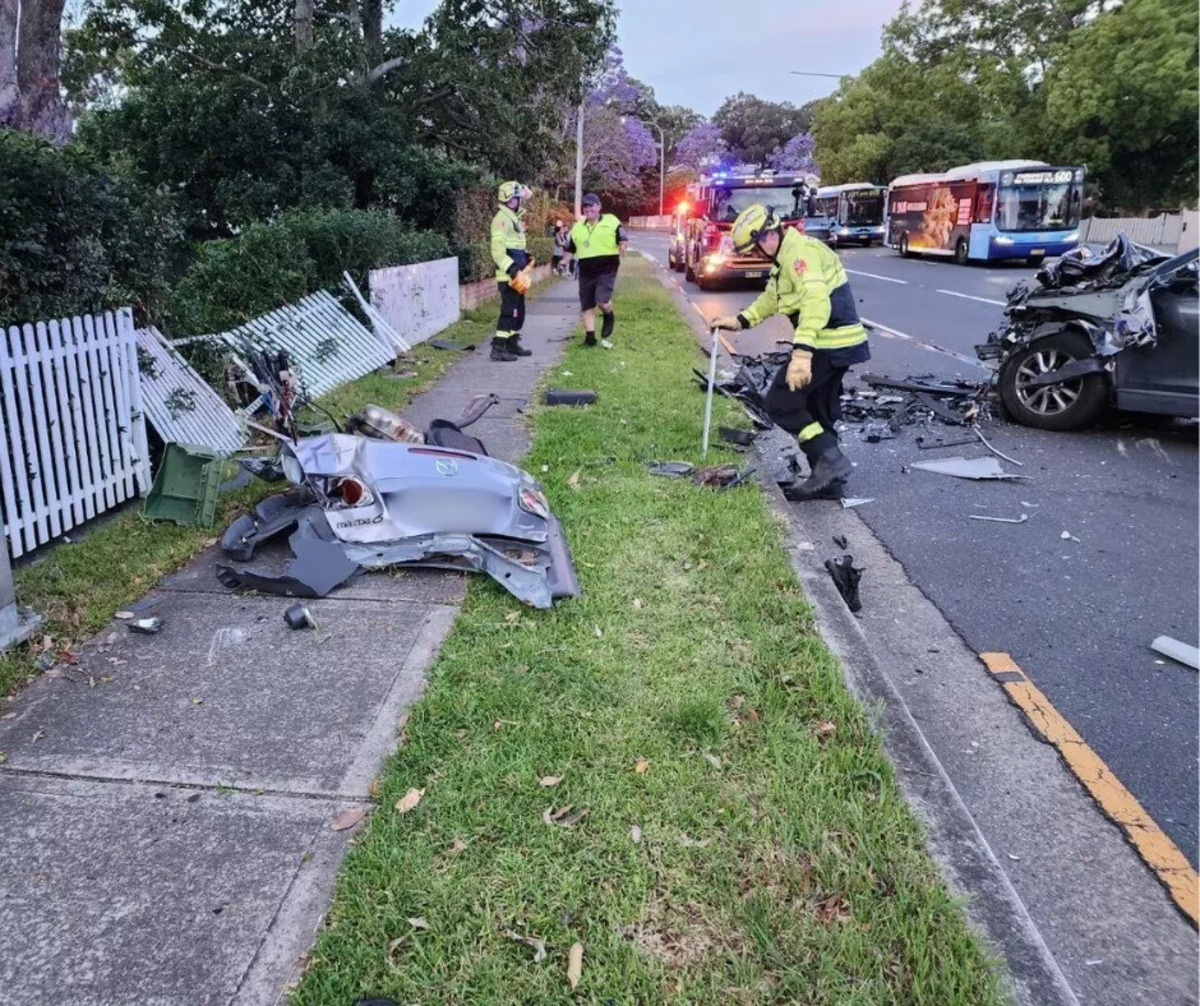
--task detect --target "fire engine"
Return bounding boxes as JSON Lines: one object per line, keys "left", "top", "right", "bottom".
{"left": 669, "top": 171, "right": 818, "bottom": 290}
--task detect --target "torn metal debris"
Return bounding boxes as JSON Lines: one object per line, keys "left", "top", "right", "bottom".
{"left": 217, "top": 409, "right": 580, "bottom": 609}
{"left": 909, "top": 456, "right": 1026, "bottom": 481}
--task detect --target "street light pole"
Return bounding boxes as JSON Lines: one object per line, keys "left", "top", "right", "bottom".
{"left": 789, "top": 70, "right": 846, "bottom": 78}
{"left": 574, "top": 98, "right": 585, "bottom": 218}
{"left": 622, "top": 115, "right": 666, "bottom": 217}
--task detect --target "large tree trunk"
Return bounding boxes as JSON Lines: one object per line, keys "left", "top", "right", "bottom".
{"left": 0, "top": 0, "right": 18, "bottom": 128}
{"left": 295, "top": 0, "right": 314, "bottom": 51}
{"left": 14, "top": 0, "right": 72, "bottom": 145}
{"left": 361, "top": 0, "right": 382, "bottom": 61}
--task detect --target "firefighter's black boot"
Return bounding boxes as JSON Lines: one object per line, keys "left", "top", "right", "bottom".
{"left": 508, "top": 335, "right": 532, "bottom": 357}
{"left": 491, "top": 337, "right": 518, "bottom": 362}
{"left": 783, "top": 446, "right": 853, "bottom": 501}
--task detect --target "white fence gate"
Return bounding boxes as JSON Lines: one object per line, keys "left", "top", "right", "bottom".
{"left": 0, "top": 308, "right": 151, "bottom": 557}
{"left": 369, "top": 257, "right": 461, "bottom": 348}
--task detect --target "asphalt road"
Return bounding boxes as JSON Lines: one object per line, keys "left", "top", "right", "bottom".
{"left": 630, "top": 231, "right": 1199, "bottom": 867}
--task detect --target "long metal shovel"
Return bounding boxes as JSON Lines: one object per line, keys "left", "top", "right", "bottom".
{"left": 701, "top": 327, "right": 720, "bottom": 458}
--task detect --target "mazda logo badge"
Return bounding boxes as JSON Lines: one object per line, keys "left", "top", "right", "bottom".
{"left": 435, "top": 458, "right": 459, "bottom": 477}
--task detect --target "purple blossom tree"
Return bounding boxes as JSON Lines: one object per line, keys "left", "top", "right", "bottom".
{"left": 673, "top": 121, "right": 727, "bottom": 170}
{"left": 768, "top": 132, "right": 818, "bottom": 176}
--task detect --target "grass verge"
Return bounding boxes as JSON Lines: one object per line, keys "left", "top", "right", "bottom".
{"left": 0, "top": 302, "right": 505, "bottom": 700}
{"left": 292, "top": 260, "right": 1005, "bottom": 1005}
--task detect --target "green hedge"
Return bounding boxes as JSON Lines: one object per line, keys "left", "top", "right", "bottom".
{"left": 166, "top": 209, "right": 452, "bottom": 336}
{"left": 0, "top": 129, "right": 181, "bottom": 328}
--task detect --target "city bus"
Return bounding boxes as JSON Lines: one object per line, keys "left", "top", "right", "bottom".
{"left": 885, "top": 161, "right": 1085, "bottom": 264}
{"left": 815, "top": 183, "right": 886, "bottom": 246}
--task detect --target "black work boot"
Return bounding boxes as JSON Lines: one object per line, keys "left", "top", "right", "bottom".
{"left": 783, "top": 446, "right": 853, "bottom": 501}
{"left": 491, "top": 337, "right": 518, "bottom": 362}
{"left": 508, "top": 335, "right": 532, "bottom": 357}
{"left": 583, "top": 331, "right": 597, "bottom": 347}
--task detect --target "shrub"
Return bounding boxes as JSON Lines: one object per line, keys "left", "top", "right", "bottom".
{"left": 0, "top": 129, "right": 181, "bottom": 328}
{"left": 165, "top": 208, "right": 453, "bottom": 336}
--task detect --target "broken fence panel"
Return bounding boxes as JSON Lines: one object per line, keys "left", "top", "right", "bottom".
{"left": 0, "top": 309, "right": 151, "bottom": 558}
{"left": 212, "top": 290, "right": 394, "bottom": 400}
{"left": 369, "top": 257, "right": 461, "bottom": 350}
{"left": 136, "top": 327, "right": 247, "bottom": 456}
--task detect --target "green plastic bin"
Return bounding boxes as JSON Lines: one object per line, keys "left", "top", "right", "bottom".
{"left": 144, "top": 442, "right": 223, "bottom": 527}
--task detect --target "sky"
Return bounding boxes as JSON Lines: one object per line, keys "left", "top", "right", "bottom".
{"left": 389, "top": 0, "right": 906, "bottom": 117}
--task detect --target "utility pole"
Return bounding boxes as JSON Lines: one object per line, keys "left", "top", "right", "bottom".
{"left": 574, "top": 99, "right": 585, "bottom": 218}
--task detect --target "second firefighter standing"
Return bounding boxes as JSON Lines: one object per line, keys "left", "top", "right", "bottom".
{"left": 490, "top": 181, "right": 536, "bottom": 362}
{"left": 563, "top": 193, "right": 628, "bottom": 348}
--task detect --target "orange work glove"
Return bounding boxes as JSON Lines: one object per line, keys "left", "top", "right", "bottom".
{"left": 509, "top": 270, "right": 532, "bottom": 295}
{"left": 785, "top": 348, "right": 813, "bottom": 392}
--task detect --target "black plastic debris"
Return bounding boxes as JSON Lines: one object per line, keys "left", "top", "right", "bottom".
{"left": 719, "top": 427, "right": 756, "bottom": 447}
{"left": 283, "top": 602, "right": 316, "bottom": 630}
{"left": 545, "top": 389, "right": 597, "bottom": 406}
{"left": 825, "top": 555, "right": 863, "bottom": 612}
{"left": 833, "top": 534, "right": 848, "bottom": 550}
{"left": 128, "top": 617, "right": 164, "bottom": 635}
{"left": 429, "top": 338, "right": 475, "bottom": 351}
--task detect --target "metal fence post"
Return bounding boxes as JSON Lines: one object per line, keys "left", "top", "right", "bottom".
{"left": 0, "top": 538, "right": 40, "bottom": 651}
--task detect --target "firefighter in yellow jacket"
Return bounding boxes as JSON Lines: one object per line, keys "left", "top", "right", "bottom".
{"left": 710, "top": 204, "right": 870, "bottom": 500}
{"left": 563, "top": 193, "right": 628, "bottom": 347}
{"left": 490, "top": 181, "right": 535, "bottom": 362}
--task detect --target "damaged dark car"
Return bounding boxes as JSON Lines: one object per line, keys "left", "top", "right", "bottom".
{"left": 977, "top": 236, "right": 1199, "bottom": 430}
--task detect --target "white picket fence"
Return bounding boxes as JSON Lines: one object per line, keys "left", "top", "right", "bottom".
{"left": 369, "top": 257, "right": 461, "bottom": 349}
{"left": 0, "top": 309, "right": 151, "bottom": 557}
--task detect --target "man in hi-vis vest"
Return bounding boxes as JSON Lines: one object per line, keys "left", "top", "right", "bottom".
{"left": 490, "top": 180, "right": 535, "bottom": 362}
{"left": 563, "top": 193, "right": 628, "bottom": 347}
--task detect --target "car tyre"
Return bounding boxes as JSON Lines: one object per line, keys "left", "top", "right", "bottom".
{"left": 998, "top": 328, "right": 1108, "bottom": 431}
{"left": 685, "top": 259, "right": 696, "bottom": 282}
{"left": 898, "top": 233, "right": 911, "bottom": 258}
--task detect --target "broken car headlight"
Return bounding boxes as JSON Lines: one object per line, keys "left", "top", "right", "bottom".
{"left": 518, "top": 487, "right": 550, "bottom": 519}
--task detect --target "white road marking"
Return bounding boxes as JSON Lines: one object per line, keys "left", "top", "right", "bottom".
{"left": 861, "top": 316, "right": 987, "bottom": 370}
{"left": 846, "top": 269, "right": 908, "bottom": 285}
{"left": 936, "top": 289, "right": 1006, "bottom": 307}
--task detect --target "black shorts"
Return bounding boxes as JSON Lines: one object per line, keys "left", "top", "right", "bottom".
{"left": 578, "top": 269, "right": 617, "bottom": 310}
{"left": 497, "top": 281, "right": 525, "bottom": 333}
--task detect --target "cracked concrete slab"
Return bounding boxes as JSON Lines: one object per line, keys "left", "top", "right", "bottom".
{"left": 0, "top": 593, "right": 448, "bottom": 797}
{"left": 0, "top": 774, "right": 353, "bottom": 1006}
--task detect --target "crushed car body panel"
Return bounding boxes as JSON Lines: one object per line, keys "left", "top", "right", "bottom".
{"left": 219, "top": 431, "right": 580, "bottom": 608}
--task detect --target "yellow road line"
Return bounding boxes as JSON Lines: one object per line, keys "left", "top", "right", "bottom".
{"left": 981, "top": 652, "right": 1198, "bottom": 925}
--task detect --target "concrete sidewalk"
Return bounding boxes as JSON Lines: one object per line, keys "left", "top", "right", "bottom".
{"left": 0, "top": 280, "right": 581, "bottom": 1006}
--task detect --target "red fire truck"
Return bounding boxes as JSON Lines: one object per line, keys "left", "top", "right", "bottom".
{"left": 670, "top": 171, "right": 817, "bottom": 290}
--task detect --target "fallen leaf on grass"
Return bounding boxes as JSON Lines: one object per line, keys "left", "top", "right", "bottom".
{"left": 505, "top": 611, "right": 521, "bottom": 625}
{"left": 407, "top": 916, "right": 430, "bottom": 930}
{"left": 702, "top": 753, "right": 722, "bottom": 769}
{"left": 748, "top": 708, "right": 761, "bottom": 722}
{"left": 454, "top": 729, "right": 468, "bottom": 739}
{"left": 504, "top": 929, "right": 548, "bottom": 963}
{"left": 330, "top": 807, "right": 367, "bottom": 831}
{"left": 493, "top": 719, "right": 518, "bottom": 731}
{"left": 567, "top": 942, "right": 583, "bottom": 989}
{"left": 448, "top": 838, "right": 467, "bottom": 854}
{"left": 679, "top": 832, "right": 711, "bottom": 848}
{"left": 395, "top": 788, "right": 424, "bottom": 814}
{"left": 729, "top": 694, "right": 745, "bottom": 710}
{"left": 697, "top": 560, "right": 708, "bottom": 570}
{"left": 632, "top": 598, "right": 644, "bottom": 611}
{"left": 594, "top": 626, "right": 603, "bottom": 639}
{"left": 539, "top": 775, "right": 562, "bottom": 788}
{"left": 815, "top": 721, "right": 836, "bottom": 743}
{"left": 630, "top": 825, "right": 642, "bottom": 844}
{"left": 634, "top": 759, "right": 649, "bottom": 775}
{"left": 542, "top": 805, "right": 588, "bottom": 827}
{"left": 369, "top": 778, "right": 380, "bottom": 799}
{"left": 815, "top": 893, "right": 850, "bottom": 924}
{"left": 567, "top": 470, "right": 582, "bottom": 491}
